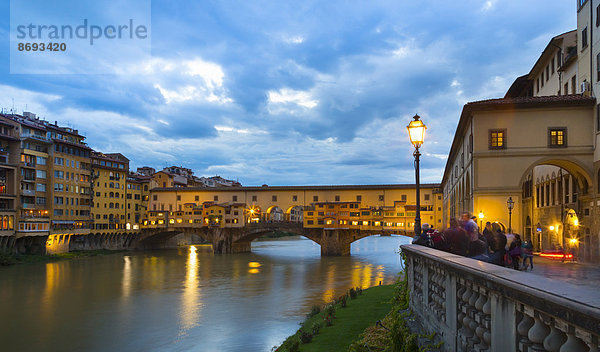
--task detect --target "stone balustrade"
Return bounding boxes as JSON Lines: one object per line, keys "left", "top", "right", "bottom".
{"left": 401, "top": 244, "right": 600, "bottom": 352}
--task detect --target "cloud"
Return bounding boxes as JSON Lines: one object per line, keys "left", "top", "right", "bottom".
{"left": 0, "top": 0, "right": 578, "bottom": 185}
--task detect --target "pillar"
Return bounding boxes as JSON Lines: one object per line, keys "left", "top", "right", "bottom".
{"left": 320, "top": 229, "right": 351, "bottom": 256}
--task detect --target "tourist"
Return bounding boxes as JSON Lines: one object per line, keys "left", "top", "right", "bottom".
{"left": 411, "top": 223, "right": 433, "bottom": 247}
{"left": 461, "top": 212, "right": 485, "bottom": 257}
{"left": 489, "top": 229, "right": 507, "bottom": 266}
{"left": 521, "top": 239, "right": 533, "bottom": 270}
{"left": 508, "top": 234, "right": 522, "bottom": 270}
{"left": 444, "top": 218, "right": 469, "bottom": 256}
{"left": 460, "top": 212, "right": 479, "bottom": 242}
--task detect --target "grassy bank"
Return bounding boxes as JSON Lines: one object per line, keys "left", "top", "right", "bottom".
{"left": 0, "top": 249, "right": 124, "bottom": 266}
{"left": 277, "top": 252, "right": 441, "bottom": 352}
{"left": 276, "top": 285, "right": 395, "bottom": 352}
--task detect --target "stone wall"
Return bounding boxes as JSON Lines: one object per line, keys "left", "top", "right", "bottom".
{"left": 401, "top": 244, "right": 599, "bottom": 352}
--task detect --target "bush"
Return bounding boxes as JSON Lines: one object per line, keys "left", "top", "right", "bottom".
{"left": 339, "top": 295, "right": 347, "bottom": 308}
{"left": 311, "top": 322, "right": 322, "bottom": 335}
{"left": 299, "top": 330, "right": 313, "bottom": 344}
{"left": 325, "top": 303, "right": 336, "bottom": 317}
{"left": 349, "top": 287, "right": 357, "bottom": 299}
{"left": 306, "top": 305, "right": 321, "bottom": 318}
{"left": 324, "top": 315, "right": 333, "bottom": 326}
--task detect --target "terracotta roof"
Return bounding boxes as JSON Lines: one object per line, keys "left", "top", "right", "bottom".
{"left": 466, "top": 94, "right": 595, "bottom": 108}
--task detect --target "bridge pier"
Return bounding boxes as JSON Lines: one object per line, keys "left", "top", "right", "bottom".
{"left": 320, "top": 229, "right": 351, "bottom": 256}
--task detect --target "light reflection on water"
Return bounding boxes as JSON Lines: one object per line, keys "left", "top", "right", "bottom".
{"left": 0, "top": 235, "right": 410, "bottom": 352}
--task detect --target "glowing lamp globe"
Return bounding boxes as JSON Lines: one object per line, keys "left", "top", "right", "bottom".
{"left": 407, "top": 114, "right": 427, "bottom": 148}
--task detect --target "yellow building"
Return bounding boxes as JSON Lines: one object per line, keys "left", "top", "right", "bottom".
{"left": 91, "top": 152, "right": 128, "bottom": 232}
{"left": 125, "top": 173, "right": 151, "bottom": 231}
{"left": 147, "top": 184, "right": 443, "bottom": 233}
{"left": 46, "top": 124, "right": 92, "bottom": 253}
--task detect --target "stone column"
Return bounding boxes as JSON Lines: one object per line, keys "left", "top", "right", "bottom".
{"left": 320, "top": 229, "right": 350, "bottom": 256}
{"left": 490, "top": 291, "right": 517, "bottom": 352}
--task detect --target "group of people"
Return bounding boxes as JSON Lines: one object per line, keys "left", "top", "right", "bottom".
{"left": 413, "top": 212, "right": 534, "bottom": 270}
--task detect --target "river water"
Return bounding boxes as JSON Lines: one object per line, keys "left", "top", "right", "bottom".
{"left": 0, "top": 235, "right": 411, "bottom": 352}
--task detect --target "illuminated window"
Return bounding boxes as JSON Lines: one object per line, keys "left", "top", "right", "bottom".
{"left": 489, "top": 129, "right": 506, "bottom": 149}
{"left": 548, "top": 128, "right": 567, "bottom": 147}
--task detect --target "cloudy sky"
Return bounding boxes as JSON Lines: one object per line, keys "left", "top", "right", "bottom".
{"left": 0, "top": 0, "right": 575, "bottom": 186}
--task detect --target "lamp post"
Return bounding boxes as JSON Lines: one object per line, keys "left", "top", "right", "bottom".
{"left": 507, "top": 197, "right": 514, "bottom": 234}
{"left": 478, "top": 211, "right": 484, "bottom": 229}
{"left": 407, "top": 114, "right": 427, "bottom": 237}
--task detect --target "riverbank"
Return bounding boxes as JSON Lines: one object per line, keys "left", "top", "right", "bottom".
{"left": 276, "top": 284, "right": 395, "bottom": 351}
{"left": 0, "top": 249, "right": 125, "bottom": 266}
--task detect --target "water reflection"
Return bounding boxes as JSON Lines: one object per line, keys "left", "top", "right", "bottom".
{"left": 179, "top": 245, "right": 202, "bottom": 335}
{"left": 122, "top": 256, "right": 131, "bottom": 298}
{"left": 248, "top": 261, "right": 261, "bottom": 274}
{"left": 0, "top": 235, "right": 411, "bottom": 352}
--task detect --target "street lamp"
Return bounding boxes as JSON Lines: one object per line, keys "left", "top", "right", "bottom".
{"left": 407, "top": 114, "right": 427, "bottom": 236}
{"left": 478, "top": 211, "right": 484, "bottom": 229}
{"left": 507, "top": 197, "right": 514, "bottom": 234}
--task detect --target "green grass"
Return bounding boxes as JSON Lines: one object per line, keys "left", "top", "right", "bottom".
{"left": 279, "top": 284, "right": 395, "bottom": 352}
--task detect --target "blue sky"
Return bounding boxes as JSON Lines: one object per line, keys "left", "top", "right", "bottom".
{"left": 0, "top": 0, "right": 575, "bottom": 186}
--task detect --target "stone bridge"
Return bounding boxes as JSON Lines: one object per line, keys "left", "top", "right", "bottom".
{"left": 135, "top": 222, "right": 403, "bottom": 255}
{"left": 402, "top": 244, "right": 599, "bottom": 351}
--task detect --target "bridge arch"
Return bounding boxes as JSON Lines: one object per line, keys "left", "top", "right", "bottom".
{"left": 265, "top": 206, "right": 284, "bottom": 222}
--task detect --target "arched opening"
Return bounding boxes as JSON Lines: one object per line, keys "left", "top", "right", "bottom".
{"left": 518, "top": 158, "right": 590, "bottom": 255}
{"left": 245, "top": 205, "right": 261, "bottom": 223}
{"left": 285, "top": 206, "right": 304, "bottom": 223}
{"left": 266, "top": 206, "right": 284, "bottom": 222}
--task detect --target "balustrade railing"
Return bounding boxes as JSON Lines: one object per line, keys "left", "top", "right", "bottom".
{"left": 401, "top": 244, "right": 599, "bottom": 352}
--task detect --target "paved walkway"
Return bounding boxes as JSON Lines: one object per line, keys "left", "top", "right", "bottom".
{"left": 511, "top": 255, "right": 600, "bottom": 290}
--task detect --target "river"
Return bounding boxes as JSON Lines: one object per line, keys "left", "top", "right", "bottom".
{"left": 0, "top": 235, "right": 411, "bottom": 352}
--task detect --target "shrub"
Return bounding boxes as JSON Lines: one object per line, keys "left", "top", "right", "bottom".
{"left": 357, "top": 287, "right": 363, "bottom": 295}
{"left": 299, "top": 330, "right": 313, "bottom": 344}
{"left": 349, "top": 287, "right": 357, "bottom": 299}
{"left": 311, "top": 322, "right": 322, "bottom": 335}
{"left": 324, "top": 315, "right": 333, "bottom": 326}
{"left": 325, "top": 303, "right": 336, "bottom": 317}
{"left": 306, "top": 305, "right": 321, "bottom": 318}
{"left": 339, "top": 295, "right": 347, "bottom": 308}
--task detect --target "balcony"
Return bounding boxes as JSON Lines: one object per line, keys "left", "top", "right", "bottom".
{"left": 21, "top": 189, "right": 35, "bottom": 196}
{"left": 21, "top": 133, "right": 50, "bottom": 143}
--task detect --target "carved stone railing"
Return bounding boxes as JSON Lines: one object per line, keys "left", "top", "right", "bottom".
{"left": 401, "top": 244, "right": 600, "bottom": 352}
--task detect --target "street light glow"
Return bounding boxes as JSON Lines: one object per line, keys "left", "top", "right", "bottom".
{"left": 478, "top": 211, "right": 484, "bottom": 219}
{"left": 407, "top": 114, "right": 427, "bottom": 148}
{"left": 549, "top": 225, "right": 555, "bottom": 231}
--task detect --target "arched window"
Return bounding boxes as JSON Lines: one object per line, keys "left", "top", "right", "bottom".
{"left": 109, "top": 203, "right": 114, "bottom": 209}
{"left": 109, "top": 182, "right": 114, "bottom": 188}
{"left": 109, "top": 192, "right": 114, "bottom": 198}
{"left": 115, "top": 192, "right": 119, "bottom": 198}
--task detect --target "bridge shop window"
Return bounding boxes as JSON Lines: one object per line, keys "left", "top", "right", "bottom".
{"left": 252, "top": 195, "right": 257, "bottom": 202}
{"left": 292, "top": 195, "right": 298, "bottom": 201}
{"left": 548, "top": 127, "right": 567, "bottom": 148}
{"left": 335, "top": 195, "right": 340, "bottom": 201}
{"left": 356, "top": 195, "right": 362, "bottom": 202}
{"left": 233, "top": 195, "right": 238, "bottom": 201}
{"left": 313, "top": 196, "right": 318, "bottom": 202}
{"left": 488, "top": 129, "right": 506, "bottom": 149}
{"left": 272, "top": 195, "right": 277, "bottom": 201}
{"left": 214, "top": 195, "right": 219, "bottom": 201}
